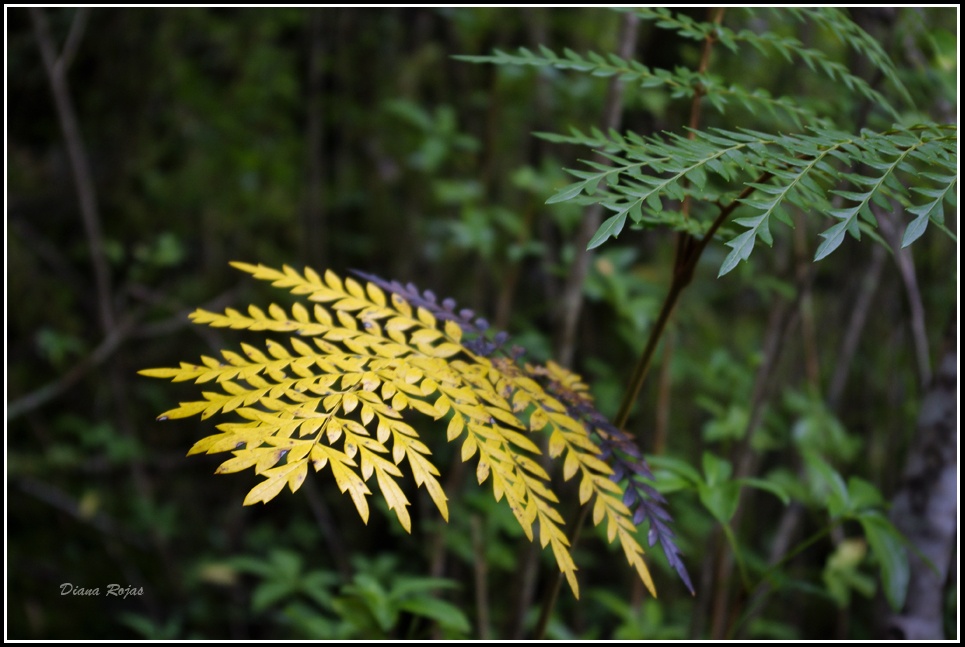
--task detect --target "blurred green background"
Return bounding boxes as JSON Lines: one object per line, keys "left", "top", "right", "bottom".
{"left": 6, "top": 7, "right": 957, "bottom": 639}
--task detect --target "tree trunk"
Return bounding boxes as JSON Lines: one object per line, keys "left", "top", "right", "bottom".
{"left": 878, "top": 336, "right": 957, "bottom": 639}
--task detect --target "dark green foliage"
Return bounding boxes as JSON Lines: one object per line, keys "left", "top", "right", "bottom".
{"left": 7, "top": 6, "right": 957, "bottom": 640}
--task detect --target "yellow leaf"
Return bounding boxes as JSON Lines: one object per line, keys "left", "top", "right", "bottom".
{"left": 216, "top": 448, "right": 275, "bottom": 474}
{"left": 408, "top": 397, "right": 442, "bottom": 419}
{"left": 416, "top": 307, "right": 436, "bottom": 328}
{"left": 426, "top": 342, "right": 464, "bottom": 358}
{"left": 385, "top": 316, "right": 415, "bottom": 332}
{"left": 434, "top": 394, "right": 451, "bottom": 416}
{"left": 329, "top": 455, "right": 370, "bottom": 524}
{"left": 391, "top": 391, "right": 409, "bottom": 411}
{"left": 499, "top": 429, "right": 541, "bottom": 454}
{"left": 620, "top": 529, "right": 657, "bottom": 597}
{"left": 392, "top": 438, "right": 406, "bottom": 465}
{"left": 243, "top": 473, "right": 288, "bottom": 506}
{"left": 592, "top": 475, "right": 625, "bottom": 496}
{"left": 326, "top": 419, "right": 343, "bottom": 444}
{"left": 287, "top": 459, "right": 309, "bottom": 493}
{"left": 529, "top": 407, "right": 549, "bottom": 432}
{"left": 342, "top": 393, "right": 359, "bottom": 414}
{"left": 381, "top": 380, "right": 397, "bottom": 400}
{"left": 443, "top": 319, "right": 463, "bottom": 342}
{"left": 515, "top": 455, "right": 551, "bottom": 481}
{"left": 592, "top": 495, "right": 606, "bottom": 525}
{"left": 158, "top": 400, "right": 210, "bottom": 420}
{"left": 461, "top": 436, "right": 478, "bottom": 461}
{"left": 447, "top": 415, "right": 465, "bottom": 441}
{"left": 366, "top": 282, "right": 386, "bottom": 307}
{"left": 360, "top": 404, "right": 374, "bottom": 426}
{"left": 344, "top": 440, "right": 359, "bottom": 460}
{"left": 579, "top": 473, "right": 594, "bottom": 504}
{"left": 333, "top": 297, "right": 368, "bottom": 312}
{"left": 578, "top": 452, "right": 614, "bottom": 476}
{"left": 548, "top": 411, "right": 587, "bottom": 436}
{"left": 391, "top": 293, "right": 412, "bottom": 317}
{"left": 292, "top": 302, "right": 310, "bottom": 323}
{"left": 376, "top": 469, "right": 411, "bottom": 533}
{"left": 324, "top": 269, "right": 342, "bottom": 291}
{"left": 419, "top": 377, "right": 438, "bottom": 396}
{"left": 285, "top": 440, "right": 314, "bottom": 463}
{"left": 563, "top": 450, "right": 580, "bottom": 481}
{"left": 548, "top": 430, "right": 566, "bottom": 458}
{"left": 138, "top": 367, "right": 184, "bottom": 380}
{"left": 476, "top": 460, "right": 490, "bottom": 484}
{"left": 550, "top": 540, "right": 580, "bottom": 599}
{"left": 345, "top": 276, "right": 365, "bottom": 299}
{"left": 335, "top": 310, "right": 358, "bottom": 331}
{"left": 313, "top": 304, "right": 332, "bottom": 326}
{"left": 422, "top": 473, "right": 449, "bottom": 521}
{"left": 411, "top": 329, "right": 443, "bottom": 344}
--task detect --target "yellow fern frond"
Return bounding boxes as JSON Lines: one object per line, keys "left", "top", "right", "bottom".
{"left": 141, "top": 263, "right": 668, "bottom": 600}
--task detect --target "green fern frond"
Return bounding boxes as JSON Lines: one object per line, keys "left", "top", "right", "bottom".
{"left": 140, "top": 263, "right": 674, "bottom": 599}
{"left": 786, "top": 7, "right": 916, "bottom": 110}
{"left": 536, "top": 124, "right": 956, "bottom": 275}
{"left": 458, "top": 45, "right": 816, "bottom": 127}
{"left": 632, "top": 7, "right": 901, "bottom": 122}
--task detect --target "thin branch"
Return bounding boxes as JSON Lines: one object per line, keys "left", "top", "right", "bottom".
{"left": 470, "top": 515, "right": 491, "bottom": 640}
{"left": 7, "top": 282, "right": 240, "bottom": 422}
{"left": 710, "top": 292, "right": 802, "bottom": 639}
{"left": 555, "top": 11, "right": 640, "bottom": 368}
{"left": 7, "top": 313, "right": 140, "bottom": 421}
{"left": 58, "top": 7, "right": 90, "bottom": 74}
{"left": 30, "top": 7, "right": 115, "bottom": 335}
{"left": 828, "top": 242, "right": 887, "bottom": 409}
{"left": 877, "top": 208, "right": 932, "bottom": 388}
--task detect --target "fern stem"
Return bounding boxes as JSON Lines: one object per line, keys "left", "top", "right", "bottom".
{"left": 536, "top": 152, "right": 774, "bottom": 644}
{"left": 614, "top": 172, "right": 769, "bottom": 426}
{"left": 614, "top": 273, "right": 689, "bottom": 429}
{"left": 690, "top": 8, "right": 726, "bottom": 133}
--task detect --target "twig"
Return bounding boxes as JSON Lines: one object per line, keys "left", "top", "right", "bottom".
{"left": 827, "top": 242, "right": 887, "bottom": 409}
{"left": 555, "top": 11, "right": 640, "bottom": 368}
{"left": 653, "top": 328, "right": 675, "bottom": 455}
{"left": 30, "top": 7, "right": 115, "bottom": 335}
{"left": 710, "top": 292, "right": 802, "bottom": 639}
{"left": 877, "top": 207, "right": 932, "bottom": 388}
{"left": 303, "top": 8, "right": 328, "bottom": 266}
{"left": 470, "top": 515, "right": 491, "bottom": 640}
{"left": 7, "top": 313, "right": 140, "bottom": 421}
{"left": 58, "top": 6, "right": 90, "bottom": 73}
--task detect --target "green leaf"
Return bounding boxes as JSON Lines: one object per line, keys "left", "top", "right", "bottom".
{"left": 398, "top": 597, "right": 471, "bottom": 634}
{"left": 814, "top": 221, "right": 850, "bottom": 261}
{"left": 586, "top": 213, "right": 628, "bottom": 249}
{"left": 547, "top": 180, "right": 592, "bottom": 204}
{"left": 701, "top": 451, "right": 733, "bottom": 486}
{"left": 740, "top": 477, "right": 791, "bottom": 505}
{"left": 647, "top": 454, "right": 703, "bottom": 486}
{"left": 719, "top": 230, "right": 757, "bottom": 277}
{"left": 698, "top": 481, "right": 741, "bottom": 525}
{"left": 858, "top": 513, "right": 909, "bottom": 611}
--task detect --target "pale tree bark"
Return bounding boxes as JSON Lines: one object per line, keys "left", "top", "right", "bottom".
{"left": 878, "top": 334, "right": 957, "bottom": 639}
